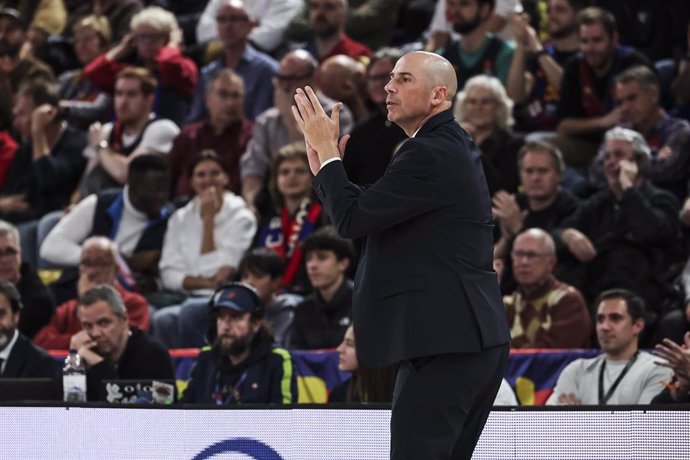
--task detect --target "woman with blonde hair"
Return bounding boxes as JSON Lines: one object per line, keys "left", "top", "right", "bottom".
{"left": 455, "top": 74, "right": 524, "bottom": 197}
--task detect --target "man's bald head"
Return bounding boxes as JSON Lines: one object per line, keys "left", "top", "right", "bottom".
{"left": 318, "top": 54, "right": 366, "bottom": 102}
{"left": 403, "top": 52, "right": 457, "bottom": 101}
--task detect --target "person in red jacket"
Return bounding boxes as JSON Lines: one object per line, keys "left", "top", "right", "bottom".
{"left": 33, "top": 236, "right": 149, "bottom": 350}
{"left": 83, "top": 6, "right": 198, "bottom": 125}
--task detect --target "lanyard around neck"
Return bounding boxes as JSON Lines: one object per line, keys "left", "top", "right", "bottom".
{"left": 598, "top": 351, "right": 639, "bottom": 405}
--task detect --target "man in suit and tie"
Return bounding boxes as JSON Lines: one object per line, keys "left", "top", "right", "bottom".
{"left": 0, "top": 279, "right": 60, "bottom": 382}
{"left": 292, "top": 51, "right": 510, "bottom": 459}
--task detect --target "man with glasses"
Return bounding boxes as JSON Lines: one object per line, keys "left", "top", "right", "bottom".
{"left": 187, "top": 0, "right": 278, "bottom": 124}
{"left": 169, "top": 69, "right": 252, "bottom": 199}
{"left": 240, "top": 49, "right": 353, "bottom": 212}
{"left": 34, "top": 236, "right": 149, "bottom": 350}
{"left": 0, "top": 220, "right": 53, "bottom": 340}
{"left": 503, "top": 228, "right": 590, "bottom": 349}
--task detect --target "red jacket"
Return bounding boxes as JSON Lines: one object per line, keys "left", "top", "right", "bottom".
{"left": 33, "top": 284, "right": 150, "bottom": 350}
{"left": 84, "top": 46, "right": 198, "bottom": 96}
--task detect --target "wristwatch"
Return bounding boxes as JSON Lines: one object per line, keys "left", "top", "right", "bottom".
{"left": 97, "top": 140, "right": 109, "bottom": 152}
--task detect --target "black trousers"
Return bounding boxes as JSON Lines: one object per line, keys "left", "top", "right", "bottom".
{"left": 390, "top": 345, "right": 509, "bottom": 460}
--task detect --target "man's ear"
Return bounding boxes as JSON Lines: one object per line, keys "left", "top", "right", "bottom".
{"left": 431, "top": 85, "right": 448, "bottom": 107}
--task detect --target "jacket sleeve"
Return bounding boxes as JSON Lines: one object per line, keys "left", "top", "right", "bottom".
{"left": 269, "top": 348, "right": 297, "bottom": 404}
{"left": 83, "top": 54, "right": 127, "bottom": 94}
{"left": 155, "top": 47, "right": 199, "bottom": 97}
{"left": 124, "top": 292, "right": 151, "bottom": 332}
{"left": 313, "top": 140, "right": 440, "bottom": 239}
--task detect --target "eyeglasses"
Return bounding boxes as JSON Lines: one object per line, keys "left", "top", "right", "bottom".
{"left": 79, "top": 258, "right": 113, "bottom": 268}
{"left": 217, "top": 14, "right": 250, "bottom": 23}
{"left": 367, "top": 73, "right": 391, "bottom": 83}
{"left": 511, "top": 250, "right": 550, "bottom": 261}
{"left": 274, "top": 72, "right": 314, "bottom": 82}
{"left": 135, "top": 32, "right": 165, "bottom": 43}
{"left": 0, "top": 247, "right": 18, "bottom": 257}
{"left": 465, "top": 98, "right": 497, "bottom": 106}
{"left": 308, "top": 1, "right": 341, "bottom": 11}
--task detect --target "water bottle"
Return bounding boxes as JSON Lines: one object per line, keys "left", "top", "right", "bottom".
{"left": 63, "top": 349, "right": 87, "bottom": 402}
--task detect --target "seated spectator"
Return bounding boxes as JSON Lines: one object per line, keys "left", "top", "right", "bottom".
{"left": 555, "top": 128, "right": 681, "bottom": 313}
{"left": 65, "top": 0, "right": 143, "bottom": 43}
{"left": 440, "top": 0, "right": 515, "bottom": 91}
{"left": 342, "top": 47, "right": 406, "bottom": 186}
{"left": 546, "top": 289, "right": 671, "bottom": 405}
{"left": 34, "top": 236, "right": 149, "bottom": 350}
{"left": 492, "top": 141, "right": 579, "bottom": 289}
{"left": 329, "top": 324, "right": 395, "bottom": 403}
{"left": 507, "top": 0, "right": 583, "bottom": 132}
{"left": 454, "top": 74, "right": 523, "bottom": 197}
{"left": 169, "top": 69, "right": 253, "bottom": 199}
{"left": 253, "top": 143, "right": 329, "bottom": 294}
{"left": 181, "top": 282, "right": 297, "bottom": 404}
{"left": 57, "top": 15, "right": 113, "bottom": 130}
{"left": 197, "top": 0, "right": 302, "bottom": 55}
{"left": 239, "top": 248, "right": 303, "bottom": 347}
{"left": 186, "top": 0, "right": 278, "bottom": 124}
{"left": 40, "top": 154, "right": 174, "bottom": 298}
{"left": 589, "top": 66, "right": 690, "bottom": 203}
{"left": 77, "top": 67, "right": 179, "bottom": 200}
{"left": 555, "top": 7, "right": 652, "bottom": 169}
{"left": 0, "top": 220, "right": 53, "bottom": 339}
{"left": 317, "top": 54, "right": 373, "bottom": 123}
{"left": 652, "top": 332, "right": 690, "bottom": 403}
{"left": 290, "top": 226, "right": 354, "bottom": 350}
{"left": 503, "top": 229, "right": 591, "bottom": 349}
{"left": 287, "top": 0, "right": 399, "bottom": 53}
{"left": 240, "top": 49, "right": 353, "bottom": 211}
{"left": 166, "top": 247, "right": 303, "bottom": 349}
{"left": 159, "top": 150, "right": 256, "bottom": 298}
{"left": 0, "top": 279, "right": 59, "bottom": 382}
{"left": 1, "top": 79, "right": 86, "bottom": 224}
{"left": 0, "top": 8, "right": 54, "bottom": 132}
{"left": 288, "top": 0, "right": 372, "bottom": 64}
{"left": 5, "top": 0, "right": 66, "bottom": 63}
{"left": 83, "top": 6, "right": 198, "bottom": 125}
{"left": 425, "top": 0, "right": 521, "bottom": 52}
{"left": 70, "top": 284, "right": 174, "bottom": 401}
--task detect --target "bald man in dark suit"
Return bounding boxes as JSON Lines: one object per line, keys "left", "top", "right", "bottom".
{"left": 293, "top": 51, "right": 510, "bottom": 460}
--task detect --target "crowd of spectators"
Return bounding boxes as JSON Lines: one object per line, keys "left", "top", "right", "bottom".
{"left": 1, "top": 0, "right": 690, "bottom": 406}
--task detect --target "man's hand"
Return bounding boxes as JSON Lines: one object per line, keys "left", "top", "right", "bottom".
{"left": 31, "top": 104, "right": 57, "bottom": 133}
{"left": 491, "top": 191, "right": 525, "bottom": 235}
{"left": 618, "top": 159, "right": 638, "bottom": 190}
{"left": 292, "top": 86, "right": 342, "bottom": 172}
{"left": 561, "top": 228, "right": 597, "bottom": 262}
{"left": 556, "top": 393, "right": 582, "bottom": 405}
{"left": 654, "top": 332, "right": 690, "bottom": 381}
{"left": 88, "top": 121, "right": 103, "bottom": 147}
{"left": 69, "top": 330, "right": 104, "bottom": 367}
{"left": 0, "top": 194, "right": 28, "bottom": 213}
{"left": 106, "top": 33, "right": 136, "bottom": 62}
{"left": 211, "top": 265, "right": 234, "bottom": 286}
{"left": 77, "top": 272, "right": 98, "bottom": 297}
{"left": 600, "top": 106, "right": 623, "bottom": 129}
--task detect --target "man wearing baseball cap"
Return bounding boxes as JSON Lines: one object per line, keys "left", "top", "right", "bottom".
{"left": 181, "top": 282, "right": 298, "bottom": 404}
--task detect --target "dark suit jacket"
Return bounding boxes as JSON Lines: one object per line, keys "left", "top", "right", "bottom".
{"left": 3, "top": 332, "right": 60, "bottom": 380}
{"left": 313, "top": 109, "right": 510, "bottom": 367}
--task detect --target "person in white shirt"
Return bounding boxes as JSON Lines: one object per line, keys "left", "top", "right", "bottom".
{"left": 196, "top": 0, "right": 303, "bottom": 54}
{"left": 547, "top": 288, "right": 672, "bottom": 405}
{"left": 159, "top": 150, "right": 257, "bottom": 296}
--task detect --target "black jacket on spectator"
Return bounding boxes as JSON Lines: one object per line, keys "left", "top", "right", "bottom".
{"left": 16, "top": 261, "right": 54, "bottom": 339}
{"left": 290, "top": 279, "right": 352, "bottom": 349}
{"left": 2, "top": 332, "right": 60, "bottom": 381}
{"left": 86, "top": 327, "right": 174, "bottom": 401}
{"left": 554, "top": 182, "right": 681, "bottom": 310}
{"left": 0, "top": 125, "right": 86, "bottom": 223}
{"left": 181, "top": 341, "right": 297, "bottom": 404}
